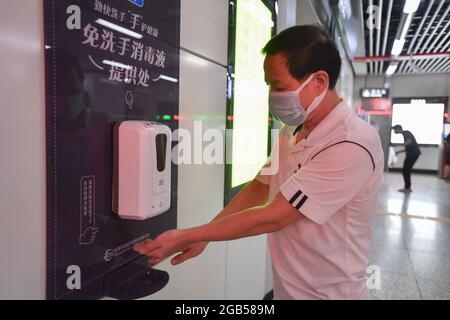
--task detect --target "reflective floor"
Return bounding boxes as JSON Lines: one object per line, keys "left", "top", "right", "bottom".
{"left": 369, "top": 172, "right": 450, "bottom": 300}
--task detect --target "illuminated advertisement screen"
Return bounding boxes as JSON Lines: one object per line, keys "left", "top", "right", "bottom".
{"left": 391, "top": 101, "right": 445, "bottom": 145}
{"left": 230, "top": 0, "right": 273, "bottom": 188}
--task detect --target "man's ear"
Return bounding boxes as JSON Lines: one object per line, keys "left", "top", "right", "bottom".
{"left": 314, "top": 70, "right": 329, "bottom": 92}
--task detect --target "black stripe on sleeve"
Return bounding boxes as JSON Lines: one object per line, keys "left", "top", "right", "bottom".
{"left": 289, "top": 190, "right": 303, "bottom": 205}
{"left": 295, "top": 195, "right": 308, "bottom": 210}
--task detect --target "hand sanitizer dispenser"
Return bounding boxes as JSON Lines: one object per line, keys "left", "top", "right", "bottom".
{"left": 113, "top": 121, "right": 171, "bottom": 220}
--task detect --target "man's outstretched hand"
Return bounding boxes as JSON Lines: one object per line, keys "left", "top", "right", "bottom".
{"left": 133, "top": 229, "right": 208, "bottom": 266}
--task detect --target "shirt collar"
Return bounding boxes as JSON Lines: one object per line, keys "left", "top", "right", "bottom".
{"left": 290, "top": 101, "right": 352, "bottom": 149}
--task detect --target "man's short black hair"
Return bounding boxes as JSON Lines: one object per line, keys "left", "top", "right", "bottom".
{"left": 393, "top": 125, "right": 403, "bottom": 131}
{"left": 262, "top": 25, "right": 342, "bottom": 89}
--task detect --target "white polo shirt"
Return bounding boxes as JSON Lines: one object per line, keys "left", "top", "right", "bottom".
{"left": 256, "top": 101, "right": 384, "bottom": 300}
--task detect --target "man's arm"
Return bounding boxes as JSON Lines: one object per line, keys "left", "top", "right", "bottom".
{"left": 187, "top": 192, "right": 300, "bottom": 242}
{"left": 395, "top": 137, "right": 412, "bottom": 154}
{"left": 136, "top": 179, "right": 270, "bottom": 265}
{"left": 395, "top": 141, "right": 412, "bottom": 154}
{"left": 211, "top": 179, "right": 269, "bottom": 223}
{"left": 134, "top": 192, "right": 302, "bottom": 263}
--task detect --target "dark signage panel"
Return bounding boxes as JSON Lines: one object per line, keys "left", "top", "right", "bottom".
{"left": 360, "top": 88, "right": 390, "bottom": 99}
{"left": 44, "top": 0, "right": 180, "bottom": 299}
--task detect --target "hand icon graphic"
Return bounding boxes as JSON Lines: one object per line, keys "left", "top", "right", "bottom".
{"left": 79, "top": 227, "right": 99, "bottom": 245}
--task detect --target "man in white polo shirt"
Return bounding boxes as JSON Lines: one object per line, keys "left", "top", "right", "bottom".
{"left": 134, "top": 25, "right": 384, "bottom": 300}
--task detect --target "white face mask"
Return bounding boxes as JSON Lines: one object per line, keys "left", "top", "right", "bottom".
{"left": 269, "top": 74, "right": 327, "bottom": 126}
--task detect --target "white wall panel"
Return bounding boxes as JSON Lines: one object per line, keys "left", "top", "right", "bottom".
{"left": 296, "top": 0, "right": 321, "bottom": 25}
{"left": 391, "top": 147, "right": 441, "bottom": 171}
{"left": 0, "top": 1, "right": 47, "bottom": 299}
{"left": 180, "top": 0, "right": 229, "bottom": 66}
{"left": 277, "top": 0, "right": 297, "bottom": 32}
{"left": 225, "top": 236, "right": 268, "bottom": 299}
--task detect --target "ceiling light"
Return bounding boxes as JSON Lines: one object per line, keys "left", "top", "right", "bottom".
{"left": 386, "top": 63, "right": 399, "bottom": 76}
{"left": 403, "top": 0, "right": 421, "bottom": 14}
{"left": 391, "top": 39, "right": 405, "bottom": 56}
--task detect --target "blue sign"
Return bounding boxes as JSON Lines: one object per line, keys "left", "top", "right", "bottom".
{"left": 128, "top": 0, "right": 144, "bottom": 7}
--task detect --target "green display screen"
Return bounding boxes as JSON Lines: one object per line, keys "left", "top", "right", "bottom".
{"left": 231, "top": 0, "right": 273, "bottom": 188}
